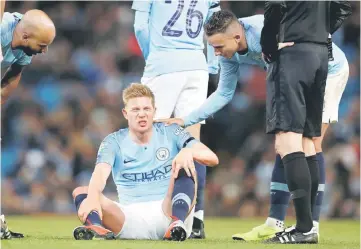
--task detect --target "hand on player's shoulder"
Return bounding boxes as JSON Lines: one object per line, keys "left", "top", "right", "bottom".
{"left": 154, "top": 118, "right": 185, "bottom": 127}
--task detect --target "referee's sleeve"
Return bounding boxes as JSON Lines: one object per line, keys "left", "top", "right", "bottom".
{"left": 330, "top": 1, "right": 352, "bottom": 34}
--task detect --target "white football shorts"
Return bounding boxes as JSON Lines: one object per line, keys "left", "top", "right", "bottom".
{"left": 322, "top": 62, "right": 349, "bottom": 123}
{"left": 114, "top": 199, "right": 194, "bottom": 240}
{"left": 141, "top": 70, "right": 209, "bottom": 124}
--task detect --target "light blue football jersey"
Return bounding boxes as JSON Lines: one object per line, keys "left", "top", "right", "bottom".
{"left": 183, "top": 14, "right": 348, "bottom": 127}
{"left": 132, "top": 0, "right": 220, "bottom": 77}
{"left": 96, "top": 123, "right": 198, "bottom": 205}
{"left": 1, "top": 12, "right": 32, "bottom": 69}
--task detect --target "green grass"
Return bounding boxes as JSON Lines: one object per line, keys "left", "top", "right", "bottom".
{"left": 1, "top": 216, "right": 360, "bottom": 249}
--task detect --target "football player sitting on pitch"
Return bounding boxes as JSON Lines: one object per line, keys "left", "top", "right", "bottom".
{"left": 71, "top": 83, "right": 219, "bottom": 241}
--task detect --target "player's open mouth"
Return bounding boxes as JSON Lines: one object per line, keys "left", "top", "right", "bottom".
{"left": 139, "top": 120, "right": 147, "bottom": 126}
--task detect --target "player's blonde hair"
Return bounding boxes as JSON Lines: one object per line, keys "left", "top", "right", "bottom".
{"left": 123, "top": 83, "right": 155, "bottom": 107}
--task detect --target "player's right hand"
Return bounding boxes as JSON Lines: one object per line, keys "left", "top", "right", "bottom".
{"left": 172, "top": 148, "right": 196, "bottom": 179}
{"left": 278, "top": 42, "right": 294, "bottom": 50}
{"left": 155, "top": 118, "right": 185, "bottom": 127}
{"left": 78, "top": 197, "right": 103, "bottom": 223}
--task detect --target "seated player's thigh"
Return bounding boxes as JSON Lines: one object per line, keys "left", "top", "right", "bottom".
{"left": 174, "top": 70, "right": 208, "bottom": 121}
{"left": 141, "top": 73, "right": 187, "bottom": 120}
{"left": 99, "top": 195, "right": 125, "bottom": 235}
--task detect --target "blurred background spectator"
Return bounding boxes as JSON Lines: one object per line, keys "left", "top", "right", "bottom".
{"left": 1, "top": 1, "right": 359, "bottom": 219}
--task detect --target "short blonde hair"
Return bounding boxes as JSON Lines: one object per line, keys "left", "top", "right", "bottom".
{"left": 123, "top": 83, "right": 155, "bottom": 107}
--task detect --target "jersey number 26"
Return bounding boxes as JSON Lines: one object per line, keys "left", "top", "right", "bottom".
{"left": 162, "top": 0, "right": 204, "bottom": 39}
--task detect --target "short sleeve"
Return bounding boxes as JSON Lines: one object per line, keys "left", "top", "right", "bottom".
{"left": 167, "top": 124, "right": 198, "bottom": 150}
{"left": 96, "top": 134, "right": 118, "bottom": 167}
{"left": 132, "top": 0, "right": 153, "bottom": 12}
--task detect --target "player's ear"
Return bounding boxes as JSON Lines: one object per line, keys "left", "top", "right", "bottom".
{"left": 234, "top": 34, "right": 241, "bottom": 42}
{"left": 22, "top": 32, "right": 29, "bottom": 42}
{"left": 122, "top": 108, "right": 128, "bottom": 120}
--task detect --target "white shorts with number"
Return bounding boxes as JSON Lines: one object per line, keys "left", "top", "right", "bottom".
{"left": 322, "top": 62, "right": 350, "bottom": 123}
{"left": 114, "top": 200, "right": 194, "bottom": 240}
{"left": 141, "top": 70, "right": 209, "bottom": 124}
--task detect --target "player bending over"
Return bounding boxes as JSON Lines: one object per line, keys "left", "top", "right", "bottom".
{"left": 160, "top": 8, "right": 351, "bottom": 242}
{"left": 71, "top": 83, "right": 219, "bottom": 241}
{"left": 0, "top": 8, "right": 55, "bottom": 240}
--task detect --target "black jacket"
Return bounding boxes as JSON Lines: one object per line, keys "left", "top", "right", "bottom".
{"left": 260, "top": 1, "right": 352, "bottom": 63}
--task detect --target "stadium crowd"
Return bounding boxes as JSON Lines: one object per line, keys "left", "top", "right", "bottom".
{"left": 1, "top": 1, "right": 360, "bottom": 219}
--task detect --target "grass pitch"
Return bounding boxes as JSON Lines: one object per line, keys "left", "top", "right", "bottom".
{"left": 1, "top": 216, "right": 359, "bottom": 249}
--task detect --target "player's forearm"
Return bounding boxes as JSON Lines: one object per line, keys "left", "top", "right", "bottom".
{"left": 330, "top": 1, "right": 352, "bottom": 34}
{"left": 190, "top": 144, "right": 219, "bottom": 166}
{"left": 1, "top": 73, "right": 21, "bottom": 105}
{"left": 87, "top": 164, "right": 111, "bottom": 200}
{"left": 261, "top": 1, "right": 283, "bottom": 53}
{"left": 134, "top": 10, "right": 150, "bottom": 60}
{"left": 183, "top": 91, "right": 233, "bottom": 127}
{"left": 0, "top": 0, "right": 5, "bottom": 21}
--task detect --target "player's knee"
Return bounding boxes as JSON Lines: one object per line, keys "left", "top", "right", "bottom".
{"left": 72, "top": 186, "right": 88, "bottom": 199}
{"left": 312, "top": 137, "right": 323, "bottom": 153}
{"left": 176, "top": 169, "right": 195, "bottom": 183}
{"left": 275, "top": 132, "right": 303, "bottom": 157}
{"left": 303, "top": 137, "right": 316, "bottom": 157}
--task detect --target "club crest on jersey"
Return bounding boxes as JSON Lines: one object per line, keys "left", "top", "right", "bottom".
{"left": 156, "top": 147, "right": 170, "bottom": 161}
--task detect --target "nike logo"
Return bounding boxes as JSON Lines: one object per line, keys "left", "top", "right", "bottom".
{"left": 124, "top": 159, "right": 136, "bottom": 164}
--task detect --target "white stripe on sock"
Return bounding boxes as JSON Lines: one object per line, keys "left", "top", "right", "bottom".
{"left": 172, "top": 193, "right": 191, "bottom": 207}
{"left": 318, "top": 184, "right": 325, "bottom": 191}
{"left": 194, "top": 210, "right": 204, "bottom": 221}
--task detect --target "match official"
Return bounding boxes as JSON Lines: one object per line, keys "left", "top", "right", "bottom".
{"left": 261, "top": 1, "right": 351, "bottom": 244}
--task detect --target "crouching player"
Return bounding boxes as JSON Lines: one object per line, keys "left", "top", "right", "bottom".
{"left": 71, "top": 83, "right": 219, "bottom": 241}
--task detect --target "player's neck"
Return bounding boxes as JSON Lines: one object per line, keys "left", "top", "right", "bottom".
{"left": 129, "top": 128, "right": 153, "bottom": 145}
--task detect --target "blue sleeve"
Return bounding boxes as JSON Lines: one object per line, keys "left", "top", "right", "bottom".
{"left": 16, "top": 55, "right": 32, "bottom": 66}
{"left": 167, "top": 124, "right": 198, "bottom": 150}
{"left": 96, "top": 134, "right": 118, "bottom": 167}
{"left": 132, "top": 0, "right": 152, "bottom": 12}
{"left": 183, "top": 57, "right": 239, "bottom": 127}
{"left": 206, "top": 1, "right": 221, "bottom": 74}
{"left": 132, "top": 0, "right": 152, "bottom": 60}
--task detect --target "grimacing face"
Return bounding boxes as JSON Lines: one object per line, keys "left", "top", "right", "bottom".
{"left": 122, "top": 96, "right": 155, "bottom": 134}
{"left": 207, "top": 32, "right": 240, "bottom": 59}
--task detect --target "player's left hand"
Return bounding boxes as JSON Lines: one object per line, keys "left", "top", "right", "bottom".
{"left": 172, "top": 148, "right": 196, "bottom": 179}
{"left": 155, "top": 118, "right": 185, "bottom": 127}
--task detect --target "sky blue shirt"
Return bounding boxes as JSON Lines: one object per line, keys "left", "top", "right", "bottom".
{"left": 132, "top": 0, "right": 220, "bottom": 77}
{"left": 96, "top": 123, "right": 197, "bottom": 205}
{"left": 183, "top": 14, "right": 348, "bottom": 127}
{"left": 1, "top": 12, "right": 32, "bottom": 69}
